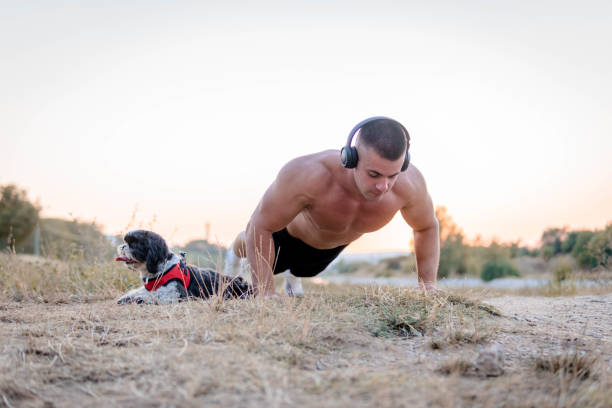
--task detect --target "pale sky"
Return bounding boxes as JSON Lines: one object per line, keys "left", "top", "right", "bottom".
{"left": 1, "top": 1, "right": 611, "bottom": 252}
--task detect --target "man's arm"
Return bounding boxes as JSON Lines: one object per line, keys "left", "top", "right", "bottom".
{"left": 399, "top": 168, "right": 440, "bottom": 290}
{"left": 412, "top": 218, "right": 440, "bottom": 290}
{"left": 245, "top": 158, "right": 318, "bottom": 297}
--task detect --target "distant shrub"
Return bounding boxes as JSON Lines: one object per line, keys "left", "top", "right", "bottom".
{"left": 540, "top": 246, "right": 555, "bottom": 262}
{"left": 334, "top": 260, "right": 371, "bottom": 274}
{"left": 551, "top": 257, "right": 574, "bottom": 283}
{"left": 569, "top": 226, "right": 612, "bottom": 269}
{"left": 178, "top": 239, "right": 225, "bottom": 269}
{"left": 382, "top": 257, "right": 402, "bottom": 271}
{"left": 585, "top": 224, "right": 612, "bottom": 268}
{"left": 480, "top": 259, "right": 520, "bottom": 282}
{"left": 572, "top": 231, "right": 597, "bottom": 268}
{"left": 438, "top": 237, "right": 469, "bottom": 278}
{"left": 18, "top": 218, "right": 114, "bottom": 261}
{"left": 0, "top": 184, "right": 40, "bottom": 249}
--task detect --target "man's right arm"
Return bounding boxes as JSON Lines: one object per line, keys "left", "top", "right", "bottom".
{"left": 245, "top": 159, "right": 314, "bottom": 297}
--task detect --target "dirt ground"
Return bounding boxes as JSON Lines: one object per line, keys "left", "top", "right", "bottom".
{"left": 484, "top": 294, "right": 612, "bottom": 370}
{"left": 0, "top": 290, "right": 610, "bottom": 408}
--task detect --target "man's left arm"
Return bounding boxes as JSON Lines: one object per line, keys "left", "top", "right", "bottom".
{"left": 399, "top": 168, "right": 440, "bottom": 290}
{"left": 412, "top": 218, "right": 440, "bottom": 290}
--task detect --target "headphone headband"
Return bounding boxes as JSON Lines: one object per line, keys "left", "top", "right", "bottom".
{"left": 341, "top": 116, "right": 410, "bottom": 171}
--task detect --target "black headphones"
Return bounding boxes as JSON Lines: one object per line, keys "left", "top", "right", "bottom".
{"left": 340, "top": 116, "right": 411, "bottom": 171}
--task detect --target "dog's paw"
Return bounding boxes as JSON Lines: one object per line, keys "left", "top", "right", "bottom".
{"left": 117, "top": 296, "right": 145, "bottom": 305}
{"left": 117, "top": 296, "right": 131, "bottom": 304}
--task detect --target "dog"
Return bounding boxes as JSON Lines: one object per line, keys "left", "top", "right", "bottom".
{"left": 116, "top": 230, "right": 252, "bottom": 304}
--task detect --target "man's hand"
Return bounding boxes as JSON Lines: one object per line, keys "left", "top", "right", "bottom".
{"left": 417, "top": 281, "right": 446, "bottom": 295}
{"left": 264, "top": 291, "right": 283, "bottom": 299}
{"left": 420, "top": 281, "right": 437, "bottom": 291}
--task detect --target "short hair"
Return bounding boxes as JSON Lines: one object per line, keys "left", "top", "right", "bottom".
{"left": 357, "top": 118, "right": 409, "bottom": 161}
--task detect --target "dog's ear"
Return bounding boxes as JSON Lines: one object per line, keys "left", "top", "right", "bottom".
{"left": 145, "top": 232, "right": 169, "bottom": 275}
{"left": 124, "top": 230, "right": 148, "bottom": 262}
{"left": 124, "top": 230, "right": 142, "bottom": 246}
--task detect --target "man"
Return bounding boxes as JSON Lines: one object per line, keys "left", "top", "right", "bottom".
{"left": 225, "top": 117, "right": 440, "bottom": 297}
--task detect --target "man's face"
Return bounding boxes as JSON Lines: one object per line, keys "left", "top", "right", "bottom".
{"left": 353, "top": 145, "right": 404, "bottom": 202}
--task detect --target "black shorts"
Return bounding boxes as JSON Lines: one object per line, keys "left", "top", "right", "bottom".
{"left": 272, "top": 228, "right": 346, "bottom": 278}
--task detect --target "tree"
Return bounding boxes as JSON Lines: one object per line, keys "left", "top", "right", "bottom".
{"left": 0, "top": 184, "right": 40, "bottom": 249}
{"left": 561, "top": 231, "right": 580, "bottom": 254}
{"left": 571, "top": 230, "right": 597, "bottom": 268}
{"left": 585, "top": 224, "right": 612, "bottom": 268}
{"left": 436, "top": 206, "right": 462, "bottom": 242}
{"left": 540, "top": 227, "right": 568, "bottom": 260}
{"left": 435, "top": 206, "right": 469, "bottom": 278}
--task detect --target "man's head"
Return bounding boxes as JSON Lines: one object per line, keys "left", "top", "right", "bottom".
{"left": 358, "top": 118, "right": 409, "bottom": 163}
{"left": 351, "top": 118, "right": 410, "bottom": 202}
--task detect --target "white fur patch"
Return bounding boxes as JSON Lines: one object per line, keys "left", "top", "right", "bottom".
{"left": 284, "top": 270, "right": 304, "bottom": 296}
{"left": 117, "top": 281, "right": 183, "bottom": 304}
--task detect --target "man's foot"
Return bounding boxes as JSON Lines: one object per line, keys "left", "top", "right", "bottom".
{"left": 284, "top": 271, "right": 304, "bottom": 296}
{"left": 223, "top": 244, "right": 240, "bottom": 276}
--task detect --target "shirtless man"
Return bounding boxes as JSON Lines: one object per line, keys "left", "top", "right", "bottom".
{"left": 225, "top": 117, "right": 440, "bottom": 297}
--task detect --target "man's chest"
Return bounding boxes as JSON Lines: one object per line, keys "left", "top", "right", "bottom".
{"left": 303, "top": 194, "right": 403, "bottom": 234}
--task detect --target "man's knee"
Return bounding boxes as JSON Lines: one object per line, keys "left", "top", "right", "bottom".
{"left": 233, "top": 231, "right": 247, "bottom": 258}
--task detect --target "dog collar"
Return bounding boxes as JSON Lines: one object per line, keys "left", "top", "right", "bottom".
{"left": 144, "top": 261, "right": 191, "bottom": 292}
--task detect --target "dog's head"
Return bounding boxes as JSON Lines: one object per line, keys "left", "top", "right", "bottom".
{"left": 116, "top": 230, "right": 171, "bottom": 276}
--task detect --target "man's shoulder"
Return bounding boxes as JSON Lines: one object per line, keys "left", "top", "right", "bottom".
{"left": 285, "top": 149, "right": 338, "bottom": 166}
{"left": 394, "top": 164, "right": 429, "bottom": 205}
{"left": 280, "top": 150, "right": 338, "bottom": 179}
{"left": 275, "top": 150, "right": 338, "bottom": 196}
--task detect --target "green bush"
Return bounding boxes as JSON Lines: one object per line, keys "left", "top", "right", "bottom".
{"left": 585, "top": 224, "right": 612, "bottom": 268}
{"left": 178, "top": 239, "right": 226, "bottom": 269}
{"left": 551, "top": 257, "right": 575, "bottom": 283}
{"left": 480, "top": 259, "right": 520, "bottom": 282}
{"left": 438, "top": 235, "right": 469, "bottom": 278}
{"left": 572, "top": 231, "right": 597, "bottom": 268}
{"left": 334, "top": 259, "right": 371, "bottom": 274}
{"left": 541, "top": 246, "right": 554, "bottom": 262}
{"left": 0, "top": 184, "right": 40, "bottom": 249}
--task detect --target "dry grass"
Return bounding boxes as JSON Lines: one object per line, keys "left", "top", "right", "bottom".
{"left": 535, "top": 351, "right": 599, "bottom": 381}
{"left": 437, "top": 358, "right": 476, "bottom": 376}
{"left": 0, "top": 253, "right": 137, "bottom": 303}
{"left": 1, "top": 253, "right": 611, "bottom": 407}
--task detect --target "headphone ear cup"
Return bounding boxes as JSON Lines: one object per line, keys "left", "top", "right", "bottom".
{"left": 401, "top": 151, "right": 410, "bottom": 171}
{"left": 341, "top": 146, "right": 359, "bottom": 169}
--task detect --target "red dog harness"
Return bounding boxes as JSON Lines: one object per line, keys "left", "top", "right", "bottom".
{"left": 144, "top": 262, "right": 191, "bottom": 292}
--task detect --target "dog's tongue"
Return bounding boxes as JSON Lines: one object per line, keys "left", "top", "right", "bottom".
{"left": 115, "top": 257, "right": 130, "bottom": 262}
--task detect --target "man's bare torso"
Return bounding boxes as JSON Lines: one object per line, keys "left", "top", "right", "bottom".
{"left": 284, "top": 150, "right": 417, "bottom": 249}
{"left": 241, "top": 138, "right": 438, "bottom": 296}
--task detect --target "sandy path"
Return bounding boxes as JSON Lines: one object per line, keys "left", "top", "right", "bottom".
{"left": 484, "top": 293, "right": 612, "bottom": 371}
{"left": 485, "top": 294, "right": 612, "bottom": 341}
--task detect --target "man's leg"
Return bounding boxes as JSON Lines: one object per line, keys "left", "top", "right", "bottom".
{"left": 226, "top": 230, "right": 305, "bottom": 295}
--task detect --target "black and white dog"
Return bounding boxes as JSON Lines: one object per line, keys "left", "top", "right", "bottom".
{"left": 116, "top": 230, "right": 252, "bottom": 304}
